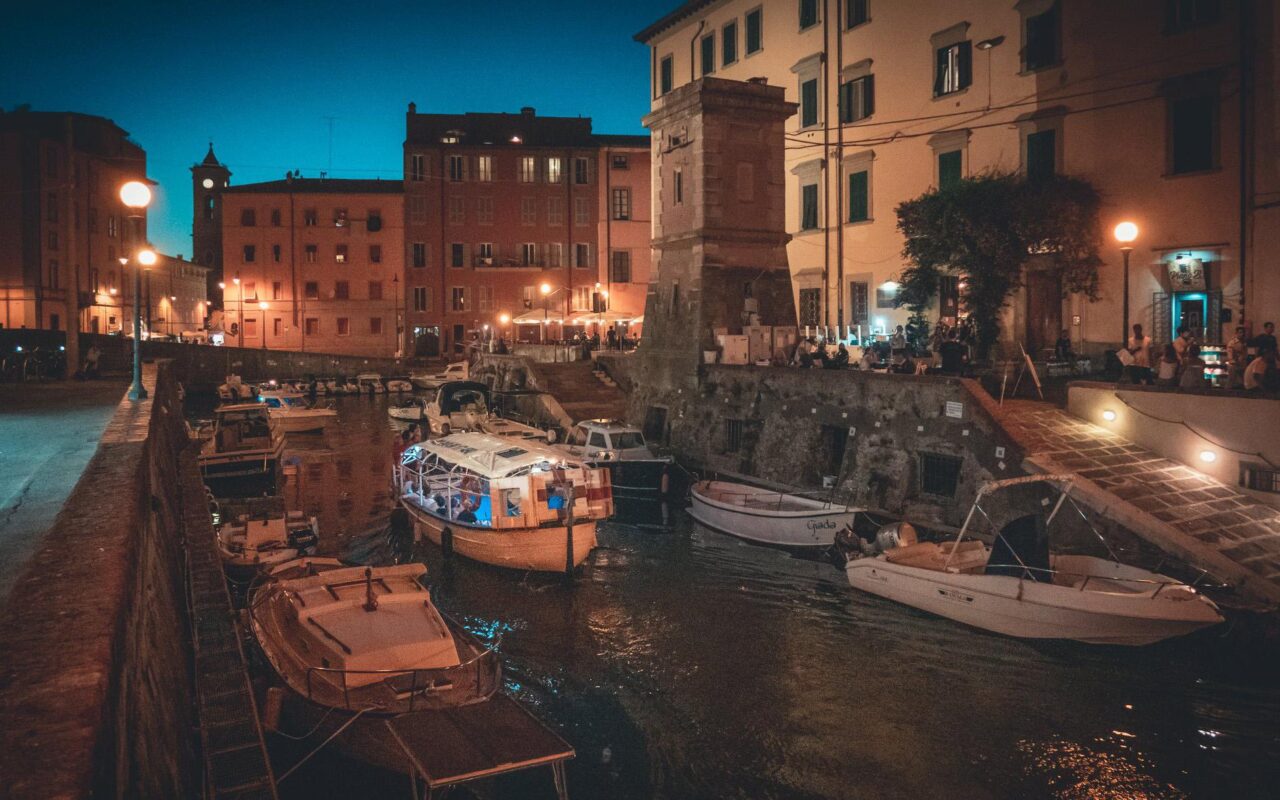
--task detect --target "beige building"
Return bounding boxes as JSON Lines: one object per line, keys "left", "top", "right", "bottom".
{"left": 637, "top": 0, "right": 1278, "bottom": 355}
{"left": 84, "top": 252, "right": 208, "bottom": 338}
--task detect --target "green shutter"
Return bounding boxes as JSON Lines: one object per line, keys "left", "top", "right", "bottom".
{"left": 801, "top": 79, "right": 818, "bottom": 127}
{"left": 848, "top": 171, "right": 869, "bottom": 222}
{"left": 1026, "top": 130, "right": 1056, "bottom": 180}
{"left": 938, "top": 151, "right": 962, "bottom": 189}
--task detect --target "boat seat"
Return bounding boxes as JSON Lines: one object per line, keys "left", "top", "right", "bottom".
{"left": 884, "top": 540, "right": 987, "bottom": 573}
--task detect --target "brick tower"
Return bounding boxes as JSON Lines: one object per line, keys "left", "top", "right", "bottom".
{"left": 635, "top": 77, "right": 798, "bottom": 394}
{"left": 191, "top": 144, "right": 230, "bottom": 308}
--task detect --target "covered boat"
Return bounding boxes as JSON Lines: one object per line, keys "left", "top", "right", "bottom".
{"left": 557, "top": 419, "right": 672, "bottom": 498}
{"left": 410, "top": 360, "right": 469, "bottom": 390}
{"left": 257, "top": 389, "right": 337, "bottom": 433}
{"left": 396, "top": 432, "right": 613, "bottom": 573}
{"left": 197, "top": 403, "right": 285, "bottom": 481}
{"left": 842, "top": 475, "right": 1224, "bottom": 645}
{"left": 215, "top": 510, "right": 319, "bottom": 575}
{"left": 424, "top": 380, "right": 550, "bottom": 441}
{"left": 689, "top": 480, "right": 859, "bottom": 549}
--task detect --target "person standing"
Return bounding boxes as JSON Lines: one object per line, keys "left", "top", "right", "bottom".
{"left": 1178, "top": 345, "right": 1206, "bottom": 390}
{"left": 1172, "top": 325, "right": 1195, "bottom": 364}
{"left": 1155, "top": 344, "right": 1180, "bottom": 386}
{"left": 1126, "top": 324, "right": 1153, "bottom": 384}
{"left": 890, "top": 325, "right": 907, "bottom": 350}
{"left": 1251, "top": 322, "right": 1277, "bottom": 356}
{"left": 1226, "top": 326, "right": 1249, "bottom": 389}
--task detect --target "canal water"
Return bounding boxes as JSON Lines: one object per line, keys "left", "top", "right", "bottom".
{"left": 199, "top": 394, "right": 1280, "bottom": 800}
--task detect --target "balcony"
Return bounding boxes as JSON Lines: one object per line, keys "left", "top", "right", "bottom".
{"left": 473, "top": 256, "right": 552, "bottom": 269}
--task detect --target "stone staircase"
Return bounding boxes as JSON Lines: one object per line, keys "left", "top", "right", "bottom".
{"left": 527, "top": 360, "right": 629, "bottom": 424}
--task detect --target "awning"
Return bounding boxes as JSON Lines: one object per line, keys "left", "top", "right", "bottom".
{"left": 566, "top": 310, "right": 640, "bottom": 325}
{"left": 512, "top": 309, "right": 565, "bottom": 324}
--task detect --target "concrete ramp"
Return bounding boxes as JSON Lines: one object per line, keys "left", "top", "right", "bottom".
{"left": 1000, "top": 403, "right": 1280, "bottom": 607}
{"left": 527, "top": 360, "right": 629, "bottom": 423}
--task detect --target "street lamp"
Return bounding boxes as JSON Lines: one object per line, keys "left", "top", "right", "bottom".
{"left": 258, "top": 300, "right": 269, "bottom": 349}
{"left": 539, "top": 282, "right": 552, "bottom": 344}
{"left": 120, "top": 180, "right": 152, "bottom": 400}
{"left": 1114, "top": 221, "right": 1139, "bottom": 349}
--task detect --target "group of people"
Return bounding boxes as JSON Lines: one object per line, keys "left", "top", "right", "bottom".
{"left": 392, "top": 422, "right": 425, "bottom": 462}
{"left": 788, "top": 322, "right": 972, "bottom": 376}
{"left": 1123, "top": 321, "right": 1278, "bottom": 392}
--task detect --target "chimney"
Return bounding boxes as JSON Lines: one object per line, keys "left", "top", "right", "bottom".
{"left": 408, "top": 101, "right": 416, "bottom": 114}
{"left": 521, "top": 106, "right": 536, "bottom": 117}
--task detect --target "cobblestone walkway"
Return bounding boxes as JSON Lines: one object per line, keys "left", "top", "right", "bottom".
{"left": 999, "top": 401, "right": 1280, "bottom": 605}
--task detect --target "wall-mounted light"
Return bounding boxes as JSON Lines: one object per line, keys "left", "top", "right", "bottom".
{"left": 1199, "top": 450, "right": 1217, "bottom": 463}
{"left": 1102, "top": 410, "right": 1117, "bottom": 422}
{"left": 976, "top": 36, "right": 1006, "bottom": 50}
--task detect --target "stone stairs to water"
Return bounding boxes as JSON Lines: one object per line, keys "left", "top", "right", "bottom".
{"left": 529, "top": 360, "right": 629, "bottom": 423}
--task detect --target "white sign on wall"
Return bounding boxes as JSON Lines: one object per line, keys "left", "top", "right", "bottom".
{"left": 945, "top": 401, "right": 963, "bottom": 419}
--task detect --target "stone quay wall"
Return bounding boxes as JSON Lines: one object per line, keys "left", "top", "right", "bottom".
{"left": 0, "top": 362, "right": 198, "bottom": 798}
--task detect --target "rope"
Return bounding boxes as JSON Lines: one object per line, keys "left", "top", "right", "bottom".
{"left": 1113, "top": 393, "right": 1278, "bottom": 468}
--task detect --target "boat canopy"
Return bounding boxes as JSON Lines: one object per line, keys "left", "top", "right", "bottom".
{"left": 405, "top": 432, "right": 578, "bottom": 478}
{"left": 985, "top": 514, "right": 1051, "bottom": 581}
{"left": 437, "top": 381, "right": 491, "bottom": 415}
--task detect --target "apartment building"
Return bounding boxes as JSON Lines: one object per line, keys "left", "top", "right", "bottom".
{"left": 84, "top": 252, "right": 208, "bottom": 338}
{"left": 637, "top": 0, "right": 1278, "bottom": 355}
{"left": 402, "top": 105, "right": 650, "bottom": 356}
{"left": 216, "top": 176, "right": 404, "bottom": 357}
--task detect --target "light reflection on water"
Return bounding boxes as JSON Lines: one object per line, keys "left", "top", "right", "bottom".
{"left": 197, "top": 395, "right": 1280, "bottom": 800}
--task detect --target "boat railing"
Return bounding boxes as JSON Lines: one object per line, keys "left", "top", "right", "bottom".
{"left": 301, "top": 646, "right": 501, "bottom": 712}
{"left": 983, "top": 562, "right": 1202, "bottom": 597}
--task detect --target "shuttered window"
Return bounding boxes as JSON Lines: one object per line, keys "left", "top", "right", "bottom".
{"left": 848, "top": 170, "right": 869, "bottom": 222}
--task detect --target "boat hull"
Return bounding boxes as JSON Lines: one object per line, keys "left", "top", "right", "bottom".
{"left": 388, "top": 406, "right": 426, "bottom": 421}
{"left": 272, "top": 412, "right": 336, "bottom": 433}
{"left": 689, "top": 484, "right": 855, "bottom": 549}
{"left": 402, "top": 501, "right": 596, "bottom": 573}
{"left": 844, "top": 558, "right": 1223, "bottom": 645}
{"left": 591, "top": 458, "right": 669, "bottom": 499}
{"left": 199, "top": 448, "right": 283, "bottom": 480}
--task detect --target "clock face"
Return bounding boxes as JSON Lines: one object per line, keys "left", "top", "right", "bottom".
{"left": 202, "top": 178, "right": 214, "bottom": 189}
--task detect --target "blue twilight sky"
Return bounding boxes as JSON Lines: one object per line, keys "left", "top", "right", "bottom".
{"left": 1, "top": 0, "right": 674, "bottom": 256}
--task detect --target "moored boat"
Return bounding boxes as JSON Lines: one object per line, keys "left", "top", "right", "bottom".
{"left": 840, "top": 475, "right": 1224, "bottom": 645}
{"left": 356, "top": 373, "right": 386, "bottom": 394}
{"left": 410, "top": 361, "right": 469, "bottom": 390}
{"left": 258, "top": 389, "right": 337, "bottom": 433}
{"left": 197, "top": 402, "right": 285, "bottom": 481}
{"left": 215, "top": 510, "right": 319, "bottom": 575}
{"left": 388, "top": 397, "right": 429, "bottom": 421}
{"left": 386, "top": 377, "right": 414, "bottom": 393}
{"left": 557, "top": 419, "right": 672, "bottom": 498}
{"left": 689, "top": 480, "right": 859, "bottom": 549}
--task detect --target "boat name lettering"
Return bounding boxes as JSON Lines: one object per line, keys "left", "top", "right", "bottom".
{"left": 936, "top": 588, "right": 974, "bottom": 604}
{"left": 806, "top": 519, "right": 838, "bottom": 531}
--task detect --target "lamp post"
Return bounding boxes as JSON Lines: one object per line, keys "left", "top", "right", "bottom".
{"left": 540, "top": 282, "right": 552, "bottom": 344}
{"left": 499, "top": 312, "right": 510, "bottom": 349}
{"left": 1114, "top": 221, "right": 1139, "bottom": 349}
{"left": 258, "top": 300, "right": 269, "bottom": 349}
{"left": 119, "top": 180, "right": 152, "bottom": 401}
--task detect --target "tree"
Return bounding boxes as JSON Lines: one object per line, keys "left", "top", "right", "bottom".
{"left": 894, "top": 172, "right": 1103, "bottom": 359}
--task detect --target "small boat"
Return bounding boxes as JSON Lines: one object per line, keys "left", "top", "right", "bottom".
{"left": 840, "top": 475, "right": 1224, "bottom": 645}
{"left": 386, "top": 378, "right": 413, "bottom": 393}
{"left": 357, "top": 373, "right": 386, "bottom": 394}
{"left": 198, "top": 403, "right": 285, "bottom": 481}
{"left": 423, "top": 381, "right": 550, "bottom": 441}
{"left": 689, "top": 480, "right": 859, "bottom": 549}
{"left": 557, "top": 419, "right": 672, "bottom": 498}
{"left": 315, "top": 379, "right": 331, "bottom": 395}
{"left": 396, "top": 432, "right": 613, "bottom": 573}
{"left": 410, "top": 361, "right": 469, "bottom": 390}
{"left": 216, "top": 510, "right": 319, "bottom": 575}
{"left": 258, "top": 389, "right": 338, "bottom": 433}
{"left": 388, "top": 397, "right": 428, "bottom": 421}
{"left": 340, "top": 379, "right": 360, "bottom": 394}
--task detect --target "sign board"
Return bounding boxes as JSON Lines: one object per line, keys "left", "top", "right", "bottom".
{"left": 945, "top": 401, "right": 963, "bottom": 419}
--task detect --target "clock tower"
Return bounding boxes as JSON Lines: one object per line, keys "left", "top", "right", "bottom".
{"left": 191, "top": 144, "right": 230, "bottom": 308}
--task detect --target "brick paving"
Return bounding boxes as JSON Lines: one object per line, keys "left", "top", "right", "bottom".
{"left": 999, "top": 401, "right": 1280, "bottom": 604}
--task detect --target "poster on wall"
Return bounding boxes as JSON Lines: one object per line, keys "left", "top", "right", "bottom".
{"left": 1167, "top": 257, "right": 1206, "bottom": 290}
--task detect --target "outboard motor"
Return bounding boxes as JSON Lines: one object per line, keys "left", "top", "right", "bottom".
{"left": 874, "top": 521, "right": 918, "bottom": 553}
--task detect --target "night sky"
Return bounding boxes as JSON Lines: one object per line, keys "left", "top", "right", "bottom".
{"left": 2, "top": 0, "right": 672, "bottom": 256}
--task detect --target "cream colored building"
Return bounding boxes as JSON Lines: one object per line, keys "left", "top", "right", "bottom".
{"left": 637, "top": 0, "right": 1278, "bottom": 356}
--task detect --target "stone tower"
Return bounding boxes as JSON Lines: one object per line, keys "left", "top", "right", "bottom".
{"left": 190, "top": 144, "right": 230, "bottom": 307}
{"left": 635, "top": 77, "right": 798, "bottom": 394}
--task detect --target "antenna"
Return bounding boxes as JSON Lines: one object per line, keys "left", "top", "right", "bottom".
{"left": 323, "top": 115, "right": 337, "bottom": 172}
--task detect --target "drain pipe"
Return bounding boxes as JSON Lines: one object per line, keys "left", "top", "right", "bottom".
{"left": 834, "top": 0, "right": 845, "bottom": 337}
{"left": 689, "top": 20, "right": 705, "bottom": 82}
{"left": 821, "top": 1, "right": 832, "bottom": 332}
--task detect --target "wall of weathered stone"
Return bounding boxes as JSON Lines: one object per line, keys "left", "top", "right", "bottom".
{"left": 0, "top": 362, "right": 198, "bottom": 798}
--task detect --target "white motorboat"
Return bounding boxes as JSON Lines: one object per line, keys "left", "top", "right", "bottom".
{"left": 258, "top": 389, "right": 338, "bottom": 433}
{"left": 215, "top": 510, "right": 319, "bottom": 575}
{"left": 410, "top": 361, "right": 469, "bottom": 390}
{"left": 424, "top": 381, "right": 550, "bottom": 441}
{"left": 386, "top": 378, "right": 413, "bottom": 393}
{"left": 396, "top": 432, "right": 613, "bottom": 573}
{"left": 689, "top": 480, "right": 859, "bottom": 549}
{"left": 557, "top": 419, "right": 673, "bottom": 498}
{"left": 197, "top": 403, "right": 285, "bottom": 481}
{"left": 841, "top": 475, "right": 1224, "bottom": 645}
{"left": 356, "top": 373, "right": 386, "bottom": 394}
{"left": 388, "top": 397, "right": 429, "bottom": 421}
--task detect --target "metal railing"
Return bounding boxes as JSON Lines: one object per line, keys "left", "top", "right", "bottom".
{"left": 301, "top": 646, "right": 500, "bottom": 713}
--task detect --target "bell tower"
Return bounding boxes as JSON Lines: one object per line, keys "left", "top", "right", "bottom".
{"left": 191, "top": 143, "right": 230, "bottom": 308}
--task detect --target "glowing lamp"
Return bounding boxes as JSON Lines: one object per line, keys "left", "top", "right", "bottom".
{"left": 258, "top": 301, "right": 269, "bottom": 311}
{"left": 169, "top": 295, "right": 177, "bottom": 301}
{"left": 1113, "top": 221, "right": 1138, "bottom": 245}
{"left": 1102, "top": 410, "right": 1117, "bottom": 422}
{"left": 136, "top": 249, "right": 157, "bottom": 267}
{"left": 218, "top": 281, "right": 226, "bottom": 290}
{"left": 109, "top": 287, "right": 118, "bottom": 296}
{"left": 119, "top": 181, "right": 152, "bottom": 209}
{"left": 539, "top": 282, "right": 552, "bottom": 295}
{"left": 499, "top": 313, "right": 510, "bottom": 324}
{"left": 1199, "top": 450, "right": 1217, "bottom": 463}
{"left": 600, "top": 290, "right": 608, "bottom": 299}
{"left": 482, "top": 324, "right": 489, "bottom": 331}
{"left": 232, "top": 276, "right": 240, "bottom": 285}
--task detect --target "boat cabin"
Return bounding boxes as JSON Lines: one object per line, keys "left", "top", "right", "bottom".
{"left": 258, "top": 391, "right": 309, "bottom": 410}
{"left": 568, "top": 419, "right": 652, "bottom": 457}
{"left": 211, "top": 403, "right": 276, "bottom": 452}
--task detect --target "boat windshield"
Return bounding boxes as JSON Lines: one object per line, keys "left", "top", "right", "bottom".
{"left": 262, "top": 397, "right": 283, "bottom": 408}
{"left": 612, "top": 432, "right": 646, "bottom": 449}
{"left": 282, "top": 396, "right": 308, "bottom": 409}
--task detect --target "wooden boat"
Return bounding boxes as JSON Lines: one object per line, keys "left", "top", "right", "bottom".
{"left": 257, "top": 389, "right": 337, "bottom": 433}
{"left": 215, "top": 510, "right": 319, "bottom": 575}
{"left": 557, "top": 419, "right": 672, "bottom": 498}
{"left": 396, "top": 432, "right": 613, "bottom": 573}
{"left": 841, "top": 475, "right": 1224, "bottom": 645}
{"left": 197, "top": 403, "right": 285, "bottom": 480}
{"left": 688, "top": 480, "right": 859, "bottom": 549}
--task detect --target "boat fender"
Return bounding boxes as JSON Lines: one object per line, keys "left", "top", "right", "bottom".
{"left": 659, "top": 470, "right": 670, "bottom": 497}
{"left": 441, "top": 526, "right": 454, "bottom": 558}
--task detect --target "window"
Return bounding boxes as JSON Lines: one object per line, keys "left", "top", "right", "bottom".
{"left": 574, "top": 243, "right": 591, "bottom": 269}
{"left": 413, "top": 286, "right": 428, "bottom": 311}
{"left": 660, "top": 55, "right": 674, "bottom": 95}
{"left": 370, "top": 317, "right": 383, "bottom": 334}
{"left": 370, "top": 244, "right": 382, "bottom": 263}
{"left": 801, "top": 183, "right": 819, "bottom": 230}
{"left": 935, "top": 41, "right": 972, "bottom": 96}
{"left": 920, "top": 453, "right": 963, "bottom": 497}
{"left": 305, "top": 281, "right": 319, "bottom": 299}
{"left": 522, "top": 285, "right": 537, "bottom": 309}
{"left": 1024, "top": 4, "right": 1059, "bottom": 71}
{"left": 547, "top": 242, "right": 563, "bottom": 268}
{"left": 574, "top": 197, "right": 590, "bottom": 225}
{"left": 477, "top": 286, "right": 493, "bottom": 311}
{"left": 337, "top": 317, "right": 350, "bottom": 336}
{"left": 448, "top": 155, "right": 464, "bottom": 182}
{"left": 849, "top": 281, "right": 869, "bottom": 326}
{"left": 272, "top": 281, "right": 283, "bottom": 300}
{"left": 746, "top": 7, "right": 763, "bottom": 53}
{"left": 367, "top": 210, "right": 382, "bottom": 231}
{"left": 333, "top": 208, "right": 348, "bottom": 227}
{"left": 574, "top": 157, "right": 589, "bottom": 184}
{"left": 335, "top": 280, "right": 349, "bottom": 300}
{"left": 273, "top": 318, "right": 283, "bottom": 337}
{"left": 799, "top": 288, "right": 821, "bottom": 326}
{"left": 573, "top": 286, "right": 593, "bottom": 311}
{"left": 876, "top": 284, "right": 897, "bottom": 308}
{"left": 241, "top": 208, "right": 255, "bottom": 226}
{"left": 272, "top": 244, "right": 282, "bottom": 263}
{"left": 409, "top": 195, "right": 427, "bottom": 224}
{"left": 412, "top": 242, "right": 427, "bottom": 268}
{"left": 612, "top": 154, "right": 629, "bottom": 170}
{"left": 244, "top": 318, "right": 258, "bottom": 338}
{"left": 848, "top": 170, "right": 869, "bottom": 222}
{"left": 477, "top": 196, "right": 494, "bottom": 224}
{"left": 722, "top": 21, "right": 738, "bottom": 66}
{"left": 243, "top": 245, "right": 256, "bottom": 263}
{"left": 471, "top": 155, "right": 492, "bottom": 182}
{"left": 304, "top": 318, "right": 319, "bottom": 335}
{"left": 304, "top": 208, "right": 318, "bottom": 226}
{"left": 47, "top": 259, "right": 58, "bottom": 288}
{"left": 107, "top": 215, "right": 118, "bottom": 237}
{"left": 611, "top": 250, "right": 631, "bottom": 283}
{"left": 305, "top": 244, "right": 318, "bottom": 263}
{"left": 451, "top": 287, "right": 467, "bottom": 312}
{"left": 449, "top": 196, "right": 464, "bottom": 225}
{"left": 521, "top": 243, "right": 537, "bottom": 266}
{"left": 520, "top": 157, "right": 537, "bottom": 183}
{"left": 938, "top": 150, "right": 962, "bottom": 189}
{"left": 800, "top": 0, "right": 820, "bottom": 29}
{"left": 1165, "top": 0, "right": 1222, "bottom": 33}
{"left": 1170, "top": 93, "right": 1217, "bottom": 174}
{"left": 846, "top": 0, "right": 869, "bottom": 28}
{"left": 410, "top": 153, "right": 425, "bottom": 181}
{"left": 522, "top": 197, "right": 538, "bottom": 225}
{"left": 723, "top": 419, "right": 745, "bottom": 453}
{"left": 548, "top": 197, "right": 564, "bottom": 225}
{"left": 1026, "top": 130, "right": 1056, "bottom": 180}
{"left": 700, "top": 34, "right": 715, "bottom": 76}
{"left": 477, "top": 242, "right": 493, "bottom": 263}
{"left": 270, "top": 209, "right": 281, "bottom": 226}
{"left": 450, "top": 243, "right": 465, "bottom": 268}
{"left": 546, "top": 157, "right": 562, "bottom": 183}
{"left": 800, "top": 78, "right": 819, "bottom": 127}
{"left": 611, "top": 187, "right": 632, "bottom": 220}
{"left": 335, "top": 244, "right": 348, "bottom": 264}
{"left": 1242, "top": 463, "right": 1280, "bottom": 494}
{"left": 839, "top": 75, "right": 874, "bottom": 122}
{"left": 369, "top": 280, "right": 383, "bottom": 300}
{"left": 674, "top": 168, "right": 684, "bottom": 205}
